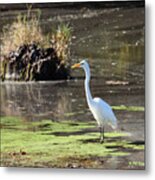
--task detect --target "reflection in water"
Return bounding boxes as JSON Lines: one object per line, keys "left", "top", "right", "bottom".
{"left": 1, "top": 82, "right": 73, "bottom": 121}
{"left": 116, "top": 43, "right": 144, "bottom": 80}
{"left": 119, "top": 44, "right": 144, "bottom": 65}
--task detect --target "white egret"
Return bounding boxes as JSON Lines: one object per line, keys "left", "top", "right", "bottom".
{"left": 71, "top": 60, "right": 117, "bottom": 143}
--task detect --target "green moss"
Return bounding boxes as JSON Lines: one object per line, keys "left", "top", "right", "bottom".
{"left": 1, "top": 116, "right": 144, "bottom": 168}
{"left": 128, "top": 161, "right": 144, "bottom": 167}
{"left": 112, "top": 105, "right": 144, "bottom": 112}
{"left": 124, "top": 143, "right": 144, "bottom": 150}
{"left": 64, "top": 110, "right": 85, "bottom": 117}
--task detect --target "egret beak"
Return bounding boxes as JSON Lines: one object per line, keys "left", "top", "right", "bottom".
{"left": 71, "top": 63, "right": 81, "bottom": 69}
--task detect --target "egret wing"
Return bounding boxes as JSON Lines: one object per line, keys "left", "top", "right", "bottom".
{"left": 93, "top": 97, "right": 117, "bottom": 128}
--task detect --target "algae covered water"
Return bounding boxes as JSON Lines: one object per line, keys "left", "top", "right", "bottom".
{"left": 0, "top": 2, "right": 145, "bottom": 169}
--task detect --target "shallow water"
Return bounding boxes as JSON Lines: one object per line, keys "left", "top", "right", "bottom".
{"left": 0, "top": 2, "right": 145, "bottom": 169}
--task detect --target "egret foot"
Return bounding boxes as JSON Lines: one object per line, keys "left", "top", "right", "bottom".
{"left": 100, "top": 136, "right": 104, "bottom": 144}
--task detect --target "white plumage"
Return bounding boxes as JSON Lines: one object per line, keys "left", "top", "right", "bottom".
{"left": 72, "top": 60, "right": 117, "bottom": 142}
{"left": 90, "top": 97, "right": 117, "bottom": 129}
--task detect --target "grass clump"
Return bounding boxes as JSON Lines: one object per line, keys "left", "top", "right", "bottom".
{"left": 0, "top": 7, "right": 72, "bottom": 81}
{"left": 1, "top": 9, "right": 43, "bottom": 55}
{"left": 50, "top": 23, "right": 72, "bottom": 64}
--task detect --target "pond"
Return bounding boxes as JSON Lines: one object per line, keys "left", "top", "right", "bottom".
{"left": 0, "top": 2, "right": 145, "bottom": 169}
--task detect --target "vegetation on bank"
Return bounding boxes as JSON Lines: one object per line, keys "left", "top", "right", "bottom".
{"left": 1, "top": 116, "right": 144, "bottom": 169}
{"left": 0, "top": 7, "right": 72, "bottom": 81}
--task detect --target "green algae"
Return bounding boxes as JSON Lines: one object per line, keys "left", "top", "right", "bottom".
{"left": 112, "top": 105, "right": 144, "bottom": 112}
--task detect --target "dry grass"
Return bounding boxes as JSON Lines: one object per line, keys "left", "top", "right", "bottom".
{"left": 1, "top": 8, "right": 72, "bottom": 62}
{"left": 51, "top": 23, "right": 72, "bottom": 64}
{"left": 1, "top": 11, "right": 44, "bottom": 55}
{"left": 0, "top": 8, "right": 72, "bottom": 79}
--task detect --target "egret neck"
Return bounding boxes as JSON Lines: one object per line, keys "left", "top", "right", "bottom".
{"left": 83, "top": 64, "right": 93, "bottom": 107}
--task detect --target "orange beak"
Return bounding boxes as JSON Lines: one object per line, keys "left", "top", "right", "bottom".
{"left": 71, "top": 63, "right": 81, "bottom": 69}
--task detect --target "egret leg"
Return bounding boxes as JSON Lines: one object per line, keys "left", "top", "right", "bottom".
{"left": 99, "top": 126, "right": 104, "bottom": 143}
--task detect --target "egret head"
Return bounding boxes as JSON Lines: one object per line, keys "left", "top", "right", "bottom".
{"left": 71, "top": 60, "right": 89, "bottom": 70}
